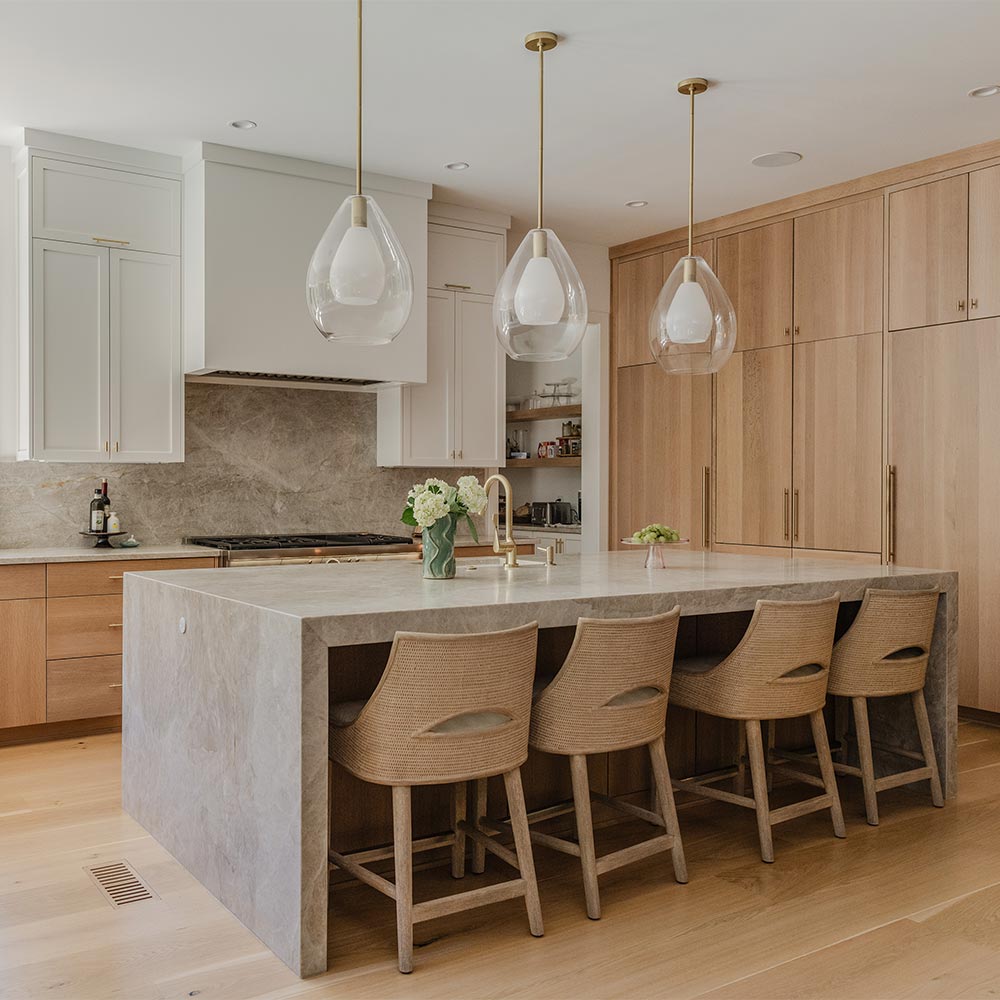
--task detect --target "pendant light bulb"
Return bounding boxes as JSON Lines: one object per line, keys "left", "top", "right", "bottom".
{"left": 307, "top": 0, "right": 413, "bottom": 344}
{"left": 648, "top": 78, "right": 736, "bottom": 374}
{"left": 494, "top": 31, "right": 588, "bottom": 362}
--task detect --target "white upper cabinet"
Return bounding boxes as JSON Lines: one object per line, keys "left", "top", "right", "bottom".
{"left": 377, "top": 220, "right": 508, "bottom": 469}
{"left": 32, "top": 157, "right": 180, "bottom": 255}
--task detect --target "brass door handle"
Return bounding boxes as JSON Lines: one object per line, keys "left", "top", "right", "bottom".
{"left": 108, "top": 575, "right": 124, "bottom": 580}
{"left": 444, "top": 283, "right": 471, "bottom": 290}
{"left": 971, "top": 298, "right": 979, "bottom": 310}
{"left": 108, "top": 623, "right": 124, "bottom": 629}
{"left": 92, "top": 236, "right": 130, "bottom": 245}
{"left": 702, "top": 466, "right": 711, "bottom": 547}
{"left": 887, "top": 464, "right": 896, "bottom": 562}
{"left": 959, "top": 299, "right": 966, "bottom": 311}
{"left": 792, "top": 489, "right": 800, "bottom": 542}
{"left": 108, "top": 683, "right": 123, "bottom": 690}
{"left": 783, "top": 488, "right": 790, "bottom": 540}
{"left": 793, "top": 325, "right": 800, "bottom": 337}
{"left": 784, "top": 326, "right": 790, "bottom": 338}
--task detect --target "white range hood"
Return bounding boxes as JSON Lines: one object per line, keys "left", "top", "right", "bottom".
{"left": 183, "top": 143, "right": 429, "bottom": 388}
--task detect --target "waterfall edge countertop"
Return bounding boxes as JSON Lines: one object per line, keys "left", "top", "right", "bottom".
{"left": 0, "top": 543, "right": 222, "bottom": 564}
{"left": 122, "top": 551, "right": 958, "bottom": 979}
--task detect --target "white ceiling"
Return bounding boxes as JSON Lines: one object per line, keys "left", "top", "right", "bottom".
{"left": 3, "top": 1, "right": 1000, "bottom": 246}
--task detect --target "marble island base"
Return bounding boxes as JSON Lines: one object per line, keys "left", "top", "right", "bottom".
{"left": 121, "top": 551, "right": 957, "bottom": 977}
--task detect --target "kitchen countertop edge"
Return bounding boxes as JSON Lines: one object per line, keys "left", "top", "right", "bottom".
{"left": 0, "top": 543, "right": 222, "bottom": 565}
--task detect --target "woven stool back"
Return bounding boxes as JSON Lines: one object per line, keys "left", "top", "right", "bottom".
{"left": 530, "top": 608, "right": 681, "bottom": 755}
{"left": 330, "top": 621, "right": 538, "bottom": 786}
{"left": 829, "top": 588, "right": 939, "bottom": 697}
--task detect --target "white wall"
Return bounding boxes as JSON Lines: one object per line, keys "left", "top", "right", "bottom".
{"left": 0, "top": 146, "right": 15, "bottom": 461}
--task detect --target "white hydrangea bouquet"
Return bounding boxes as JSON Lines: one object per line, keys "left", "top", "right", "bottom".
{"left": 402, "top": 476, "right": 489, "bottom": 579}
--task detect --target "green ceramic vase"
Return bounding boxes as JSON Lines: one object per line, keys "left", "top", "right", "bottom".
{"left": 423, "top": 513, "right": 459, "bottom": 580}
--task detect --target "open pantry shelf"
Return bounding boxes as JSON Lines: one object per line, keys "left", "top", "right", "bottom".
{"left": 506, "top": 404, "right": 582, "bottom": 424}
{"left": 506, "top": 457, "right": 582, "bottom": 469}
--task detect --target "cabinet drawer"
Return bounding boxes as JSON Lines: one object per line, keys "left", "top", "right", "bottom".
{"left": 0, "top": 564, "right": 45, "bottom": 600}
{"left": 427, "top": 226, "right": 504, "bottom": 295}
{"left": 47, "top": 595, "right": 123, "bottom": 659}
{"left": 46, "top": 655, "right": 122, "bottom": 722}
{"left": 32, "top": 157, "right": 181, "bottom": 255}
{"left": 0, "top": 598, "right": 47, "bottom": 728}
{"left": 47, "top": 557, "right": 216, "bottom": 597}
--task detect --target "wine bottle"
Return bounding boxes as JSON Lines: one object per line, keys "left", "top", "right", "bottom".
{"left": 89, "top": 489, "right": 106, "bottom": 533}
{"left": 101, "top": 479, "right": 111, "bottom": 522}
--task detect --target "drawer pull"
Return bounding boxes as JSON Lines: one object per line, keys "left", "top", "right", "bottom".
{"left": 108, "top": 623, "right": 124, "bottom": 629}
{"left": 108, "top": 683, "right": 123, "bottom": 690}
{"left": 444, "top": 283, "right": 472, "bottom": 290}
{"left": 108, "top": 575, "right": 124, "bottom": 580}
{"left": 92, "top": 236, "right": 130, "bottom": 245}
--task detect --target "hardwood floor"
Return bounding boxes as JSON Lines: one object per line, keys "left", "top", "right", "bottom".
{"left": 1, "top": 723, "right": 999, "bottom": 999}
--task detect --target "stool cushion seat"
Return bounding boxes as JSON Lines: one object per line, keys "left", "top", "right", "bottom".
{"left": 673, "top": 654, "right": 727, "bottom": 676}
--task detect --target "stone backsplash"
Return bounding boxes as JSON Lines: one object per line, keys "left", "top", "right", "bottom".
{"left": 1, "top": 382, "right": 484, "bottom": 550}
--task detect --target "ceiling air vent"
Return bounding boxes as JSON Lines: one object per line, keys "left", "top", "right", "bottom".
{"left": 85, "top": 860, "right": 156, "bottom": 908}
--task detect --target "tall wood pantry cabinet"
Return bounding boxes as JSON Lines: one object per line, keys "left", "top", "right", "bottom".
{"left": 13, "top": 151, "right": 184, "bottom": 462}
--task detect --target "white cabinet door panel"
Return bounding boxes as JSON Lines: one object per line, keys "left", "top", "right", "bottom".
{"left": 455, "top": 292, "right": 504, "bottom": 467}
{"left": 428, "top": 226, "right": 505, "bottom": 295}
{"left": 31, "top": 240, "right": 110, "bottom": 461}
{"left": 32, "top": 158, "right": 180, "bottom": 255}
{"left": 111, "top": 251, "right": 183, "bottom": 462}
{"left": 403, "top": 289, "right": 455, "bottom": 466}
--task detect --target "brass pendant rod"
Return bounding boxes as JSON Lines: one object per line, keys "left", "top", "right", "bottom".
{"left": 355, "top": 0, "right": 363, "bottom": 197}
{"left": 537, "top": 39, "right": 544, "bottom": 232}
{"left": 687, "top": 82, "right": 695, "bottom": 258}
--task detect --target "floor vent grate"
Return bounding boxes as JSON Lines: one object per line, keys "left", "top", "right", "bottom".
{"left": 85, "top": 860, "right": 156, "bottom": 907}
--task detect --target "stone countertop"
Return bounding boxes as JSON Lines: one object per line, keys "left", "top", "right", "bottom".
{"left": 513, "top": 523, "right": 583, "bottom": 535}
{"left": 0, "top": 543, "right": 221, "bottom": 565}
{"left": 129, "top": 550, "right": 956, "bottom": 633}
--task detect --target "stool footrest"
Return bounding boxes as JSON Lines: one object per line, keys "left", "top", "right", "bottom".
{"left": 769, "top": 794, "right": 833, "bottom": 826}
{"left": 456, "top": 819, "right": 520, "bottom": 871}
{"left": 594, "top": 835, "right": 675, "bottom": 876}
{"left": 591, "top": 791, "right": 665, "bottom": 828}
{"left": 875, "top": 766, "right": 934, "bottom": 792}
{"left": 671, "top": 777, "right": 757, "bottom": 810}
{"left": 328, "top": 849, "right": 397, "bottom": 900}
{"left": 767, "top": 762, "right": 828, "bottom": 790}
{"left": 412, "top": 878, "right": 528, "bottom": 924}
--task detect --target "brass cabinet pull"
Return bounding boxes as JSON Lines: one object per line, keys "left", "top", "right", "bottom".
{"left": 108, "top": 623, "right": 124, "bottom": 629}
{"left": 702, "top": 466, "right": 711, "bottom": 547}
{"left": 971, "top": 298, "right": 979, "bottom": 310}
{"left": 104, "top": 441, "right": 110, "bottom": 453}
{"left": 792, "top": 489, "right": 800, "bottom": 541}
{"left": 108, "top": 575, "right": 124, "bottom": 580}
{"left": 887, "top": 464, "right": 896, "bottom": 563}
{"left": 457, "top": 450, "right": 463, "bottom": 460}
{"left": 959, "top": 299, "right": 966, "bottom": 311}
{"left": 793, "top": 325, "right": 800, "bottom": 337}
{"left": 108, "top": 683, "right": 123, "bottom": 690}
{"left": 784, "top": 326, "right": 790, "bottom": 338}
{"left": 114, "top": 441, "right": 120, "bottom": 453}
{"left": 783, "top": 488, "right": 790, "bottom": 540}
{"left": 92, "top": 236, "right": 130, "bottom": 245}
{"left": 444, "top": 283, "right": 471, "bottom": 290}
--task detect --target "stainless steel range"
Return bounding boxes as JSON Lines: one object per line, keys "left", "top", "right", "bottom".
{"left": 186, "top": 532, "right": 417, "bottom": 567}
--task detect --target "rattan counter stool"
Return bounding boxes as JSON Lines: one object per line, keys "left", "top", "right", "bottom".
{"left": 825, "top": 588, "right": 943, "bottom": 826}
{"left": 327, "top": 622, "right": 543, "bottom": 974}
{"left": 670, "top": 595, "right": 845, "bottom": 863}
{"left": 476, "top": 608, "right": 687, "bottom": 921}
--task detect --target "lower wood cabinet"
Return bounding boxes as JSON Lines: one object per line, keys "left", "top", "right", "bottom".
{"left": 614, "top": 363, "right": 711, "bottom": 549}
{"left": 714, "top": 346, "right": 792, "bottom": 548}
{"left": 889, "top": 318, "right": 1000, "bottom": 711}
{"left": 0, "top": 597, "right": 46, "bottom": 729}
{"left": 47, "top": 655, "right": 123, "bottom": 722}
{"left": 792, "top": 333, "right": 883, "bottom": 553}
{"left": 46, "top": 595, "right": 123, "bottom": 660}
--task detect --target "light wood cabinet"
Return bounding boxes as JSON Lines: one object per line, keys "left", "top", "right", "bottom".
{"left": 614, "top": 364, "right": 711, "bottom": 550}
{"left": 46, "top": 557, "right": 216, "bottom": 598}
{"left": 714, "top": 346, "right": 792, "bottom": 548}
{"left": 47, "top": 595, "right": 124, "bottom": 660}
{"left": 0, "top": 598, "right": 46, "bottom": 729}
{"left": 47, "top": 655, "right": 123, "bottom": 723}
{"left": 889, "top": 175, "right": 969, "bottom": 331}
{"left": 794, "top": 198, "right": 883, "bottom": 343}
{"left": 792, "top": 334, "right": 883, "bottom": 553}
{"left": 889, "top": 318, "right": 1000, "bottom": 711}
{"left": 968, "top": 165, "right": 1000, "bottom": 321}
{"left": 717, "top": 222, "right": 792, "bottom": 351}
{"left": 615, "top": 240, "right": 712, "bottom": 368}
{"left": 0, "top": 565, "right": 45, "bottom": 601}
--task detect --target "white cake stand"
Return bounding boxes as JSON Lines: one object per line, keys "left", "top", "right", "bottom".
{"left": 620, "top": 537, "right": 690, "bottom": 569}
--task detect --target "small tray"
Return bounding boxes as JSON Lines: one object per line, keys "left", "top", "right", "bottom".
{"left": 79, "top": 530, "right": 127, "bottom": 549}
{"left": 620, "top": 537, "right": 689, "bottom": 569}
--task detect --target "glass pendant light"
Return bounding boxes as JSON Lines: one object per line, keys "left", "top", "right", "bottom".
{"left": 306, "top": 0, "right": 413, "bottom": 344}
{"left": 494, "top": 31, "right": 588, "bottom": 362}
{"left": 648, "top": 78, "right": 736, "bottom": 374}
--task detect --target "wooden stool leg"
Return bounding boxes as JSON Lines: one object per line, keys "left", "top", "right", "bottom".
{"left": 812, "top": 709, "right": 846, "bottom": 839}
{"left": 391, "top": 785, "right": 414, "bottom": 974}
{"left": 648, "top": 736, "right": 688, "bottom": 884}
{"left": 471, "top": 777, "right": 488, "bottom": 873}
{"left": 852, "top": 696, "right": 879, "bottom": 826}
{"left": 735, "top": 722, "right": 747, "bottom": 796}
{"left": 912, "top": 689, "right": 945, "bottom": 808}
{"left": 569, "top": 754, "right": 601, "bottom": 919}
{"left": 766, "top": 719, "right": 776, "bottom": 792}
{"left": 503, "top": 767, "right": 544, "bottom": 937}
{"left": 745, "top": 720, "right": 774, "bottom": 863}
{"left": 451, "top": 782, "right": 467, "bottom": 878}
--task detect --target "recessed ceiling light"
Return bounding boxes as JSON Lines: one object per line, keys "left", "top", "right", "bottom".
{"left": 445, "top": 161, "right": 470, "bottom": 171}
{"left": 625, "top": 200, "right": 648, "bottom": 208}
{"left": 751, "top": 150, "right": 803, "bottom": 168}
{"left": 228, "top": 119, "right": 258, "bottom": 130}
{"left": 969, "top": 85, "right": 1000, "bottom": 98}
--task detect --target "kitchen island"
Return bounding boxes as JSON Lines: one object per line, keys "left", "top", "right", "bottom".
{"left": 121, "top": 551, "right": 957, "bottom": 977}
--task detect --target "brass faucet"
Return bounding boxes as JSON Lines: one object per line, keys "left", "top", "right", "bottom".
{"left": 483, "top": 473, "right": 519, "bottom": 569}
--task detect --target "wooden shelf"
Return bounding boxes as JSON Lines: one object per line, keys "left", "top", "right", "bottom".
{"left": 506, "top": 457, "right": 582, "bottom": 469}
{"left": 506, "top": 404, "right": 582, "bottom": 423}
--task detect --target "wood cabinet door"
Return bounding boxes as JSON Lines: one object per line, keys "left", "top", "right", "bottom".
{"left": 889, "top": 318, "right": 1000, "bottom": 711}
{"left": 717, "top": 221, "right": 792, "bottom": 351}
{"left": 969, "top": 164, "right": 1000, "bottom": 321}
{"left": 31, "top": 240, "right": 110, "bottom": 462}
{"left": 454, "top": 292, "right": 505, "bottom": 466}
{"left": 0, "top": 598, "right": 46, "bottom": 728}
{"left": 888, "top": 175, "right": 969, "bottom": 331}
{"left": 714, "top": 346, "right": 792, "bottom": 548}
{"left": 111, "top": 250, "right": 183, "bottom": 462}
{"left": 402, "top": 289, "right": 455, "bottom": 466}
{"left": 794, "top": 198, "right": 883, "bottom": 343}
{"left": 793, "top": 333, "right": 882, "bottom": 553}
{"left": 614, "top": 364, "right": 712, "bottom": 550}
